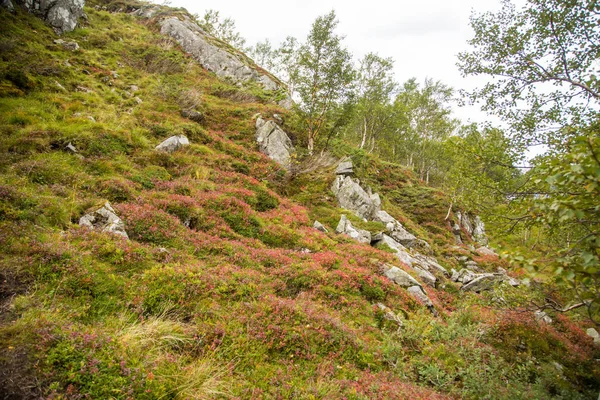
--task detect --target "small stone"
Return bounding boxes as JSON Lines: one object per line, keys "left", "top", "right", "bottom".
{"left": 65, "top": 142, "right": 78, "bottom": 153}
{"left": 155, "top": 135, "right": 190, "bottom": 153}
{"left": 54, "top": 39, "right": 79, "bottom": 51}
{"left": 54, "top": 80, "right": 67, "bottom": 92}
{"left": 534, "top": 310, "right": 553, "bottom": 324}
{"left": 313, "top": 220, "right": 328, "bottom": 233}
{"left": 134, "top": 97, "right": 143, "bottom": 104}
{"left": 586, "top": 328, "right": 600, "bottom": 344}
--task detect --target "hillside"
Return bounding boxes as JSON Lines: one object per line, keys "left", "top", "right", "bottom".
{"left": 0, "top": 1, "right": 599, "bottom": 399}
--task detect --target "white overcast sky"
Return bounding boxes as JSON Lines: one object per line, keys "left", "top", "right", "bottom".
{"left": 157, "top": 0, "right": 508, "bottom": 124}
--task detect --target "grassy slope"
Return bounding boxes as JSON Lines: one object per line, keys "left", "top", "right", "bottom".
{"left": 0, "top": 2, "right": 598, "bottom": 399}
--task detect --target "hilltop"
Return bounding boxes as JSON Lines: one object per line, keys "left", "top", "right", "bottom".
{"left": 0, "top": 1, "right": 599, "bottom": 399}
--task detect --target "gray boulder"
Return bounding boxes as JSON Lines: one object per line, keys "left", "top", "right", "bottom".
{"left": 413, "top": 266, "right": 437, "bottom": 287}
{"left": 383, "top": 265, "right": 421, "bottom": 289}
{"left": 1, "top": 0, "right": 14, "bottom": 11}
{"left": 335, "top": 160, "right": 353, "bottom": 176}
{"left": 335, "top": 215, "right": 371, "bottom": 244}
{"left": 313, "top": 220, "right": 328, "bottom": 233}
{"left": 374, "top": 210, "right": 417, "bottom": 247}
{"left": 412, "top": 253, "right": 449, "bottom": 277}
{"left": 10, "top": 0, "right": 86, "bottom": 34}
{"left": 255, "top": 117, "right": 294, "bottom": 169}
{"left": 373, "top": 234, "right": 414, "bottom": 267}
{"left": 158, "top": 16, "right": 281, "bottom": 91}
{"left": 476, "top": 246, "right": 497, "bottom": 257}
{"left": 586, "top": 328, "right": 600, "bottom": 345}
{"left": 452, "top": 268, "right": 477, "bottom": 284}
{"left": 181, "top": 109, "right": 203, "bottom": 123}
{"left": 461, "top": 273, "right": 500, "bottom": 292}
{"left": 457, "top": 211, "right": 489, "bottom": 246}
{"left": 535, "top": 310, "right": 553, "bottom": 324}
{"left": 331, "top": 175, "right": 381, "bottom": 220}
{"left": 155, "top": 135, "right": 190, "bottom": 153}
{"left": 79, "top": 202, "right": 128, "bottom": 239}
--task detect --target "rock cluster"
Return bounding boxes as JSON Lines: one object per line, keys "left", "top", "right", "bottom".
{"left": 335, "top": 215, "right": 371, "bottom": 244}
{"left": 450, "top": 266, "right": 520, "bottom": 292}
{"left": 456, "top": 211, "right": 489, "bottom": 246}
{"left": 331, "top": 175, "right": 381, "bottom": 220}
{"left": 79, "top": 202, "right": 128, "bottom": 239}
{"left": 255, "top": 117, "right": 294, "bottom": 169}
{"left": 157, "top": 15, "right": 282, "bottom": 92}
{"left": 4, "top": 0, "right": 86, "bottom": 34}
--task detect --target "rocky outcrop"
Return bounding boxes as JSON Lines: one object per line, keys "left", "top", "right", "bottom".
{"left": 452, "top": 267, "right": 519, "bottom": 292}
{"left": 255, "top": 117, "right": 294, "bottom": 169}
{"left": 374, "top": 210, "right": 417, "bottom": 247}
{"left": 79, "top": 202, "right": 128, "bottom": 239}
{"left": 7, "top": 0, "right": 86, "bottom": 34}
{"left": 335, "top": 215, "right": 371, "bottom": 243}
{"left": 373, "top": 234, "right": 414, "bottom": 266}
{"left": 456, "top": 211, "right": 489, "bottom": 246}
{"left": 335, "top": 160, "right": 353, "bottom": 176}
{"left": 412, "top": 266, "right": 437, "bottom": 287}
{"left": 383, "top": 265, "right": 422, "bottom": 289}
{"left": 412, "top": 253, "right": 449, "bottom": 277}
{"left": 331, "top": 175, "right": 381, "bottom": 220}
{"left": 335, "top": 215, "right": 371, "bottom": 244}
{"left": 460, "top": 274, "right": 501, "bottom": 292}
{"left": 155, "top": 135, "right": 190, "bottom": 153}
{"left": 158, "top": 16, "right": 282, "bottom": 91}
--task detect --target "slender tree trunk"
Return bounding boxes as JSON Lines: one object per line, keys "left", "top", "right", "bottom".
{"left": 359, "top": 117, "right": 367, "bottom": 149}
{"left": 308, "top": 135, "right": 314, "bottom": 155}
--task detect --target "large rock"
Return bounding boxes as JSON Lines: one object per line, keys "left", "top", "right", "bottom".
{"left": 586, "top": 328, "right": 600, "bottom": 345}
{"left": 461, "top": 273, "right": 500, "bottom": 292}
{"left": 8, "top": 0, "right": 86, "bottom": 34}
{"left": 413, "top": 266, "right": 437, "bottom": 287}
{"left": 412, "top": 253, "right": 449, "bottom": 276}
{"left": 255, "top": 118, "right": 294, "bottom": 168}
{"left": 374, "top": 210, "right": 417, "bottom": 247}
{"left": 155, "top": 135, "right": 190, "bottom": 153}
{"left": 335, "top": 160, "right": 353, "bottom": 176}
{"left": 158, "top": 16, "right": 281, "bottom": 91}
{"left": 373, "top": 234, "right": 414, "bottom": 266}
{"left": 457, "top": 211, "right": 489, "bottom": 246}
{"left": 335, "top": 215, "right": 371, "bottom": 244}
{"left": 1, "top": 0, "right": 14, "bottom": 11}
{"left": 383, "top": 265, "right": 422, "bottom": 289}
{"left": 331, "top": 175, "right": 381, "bottom": 220}
{"left": 79, "top": 202, "right": 128, "bottom": 239}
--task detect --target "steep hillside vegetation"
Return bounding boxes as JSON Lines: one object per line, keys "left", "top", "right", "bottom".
{"left": 0, "top": 1, "right": 598, "bottom": 399}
